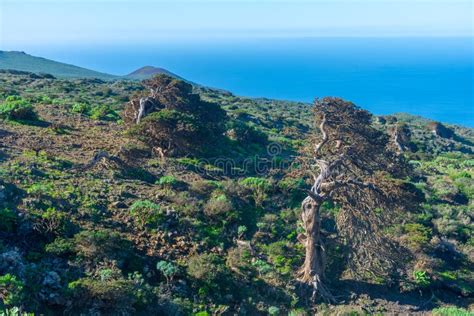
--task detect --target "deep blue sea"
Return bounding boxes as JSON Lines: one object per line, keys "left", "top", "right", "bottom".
{"left": 31, "top": 37, "right": 474, "bottom": 126}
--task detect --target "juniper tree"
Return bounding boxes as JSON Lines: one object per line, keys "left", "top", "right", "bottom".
{"left": 123, "top": 75, "right": 227, "bottom": 156}
{"left": 297, "top": 97, "right": 420, "bottom": 302}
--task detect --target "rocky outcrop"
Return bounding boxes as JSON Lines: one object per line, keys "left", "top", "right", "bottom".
{"left": 390, "top": 123, "right": 416, "bottom": 153}
{"left": 428, "top": 121, "right": 455, "bottom": 139}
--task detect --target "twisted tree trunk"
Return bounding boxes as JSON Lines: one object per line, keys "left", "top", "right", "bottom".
{"left": 297, "top": 114, "right": 335, "bottom": 302}
{"left": 298, "top": 196, "right": 334, "bottom": 301}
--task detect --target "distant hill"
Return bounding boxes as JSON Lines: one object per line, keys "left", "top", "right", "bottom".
{"left": 125, "top": 66, "right": 181, "bottom": 80}
{"left": 0, "top": 51, "right": 118, "bottom": 80}
{"left": 0, "top": 51, "right": 181, "bottom": 81}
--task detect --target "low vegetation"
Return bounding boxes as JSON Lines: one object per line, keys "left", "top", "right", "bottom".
{"left": 0, "top": 71, "right": 472, "bottom": 315}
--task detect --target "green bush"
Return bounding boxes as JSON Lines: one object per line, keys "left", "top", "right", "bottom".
{"left": 263, "top": 241, "right": 296, "bottom": 276}
{"left": 268, "top": 306, "right": 281, "bottom": 316}
{"left": 71, "top": 103, "right": 118, "bottom": 121}
{"left": 129, "top": 200, "right": 163, "bottom": 228}
{"left": 32, "top": 207, "right": 72, "bottom": 236}
{"left": 225, "top": 247, "right": 253, "bottom": 277}
{"left": 38, "top": 95, "right": 52, "bottom": 104}
{"left": 203, "top": 194, "right": 233, "bottom": 218}
{"left": 226, "top": 121, "right": 268, "bottom": 145}
{"left": 74, "top": 229, "right": 135, "bottom": 267}
{"left": 157, "top": 175, "right": 179, "bottom": 189}
{"left": 90, "top": 104, "right": 118, "bottom": 121}
{"left": 45, "top": 237, "right": 74, "bottom": 256}
{"left": 130, "top": 110, "right": 202, "bottom": 155}
{"left": 71, "top": 102, "right": 90, "bottom": 115}
{"left": 431, "top": 306, "right": 472, "bottom": 316}
{"left": 252, "top": 259, "right": 272, "bottom": 277}
{"left": 277, "top": 177, "right": 305, "bottom": 193}
{"left": 0, "top": 96, "right": 37, "bottom": 121}
{"left": 237, "top": 225, "right": 247, "bottom": 238}
{"left": 239, "top": 177, "right": 271, "bottom": 206}
{"left": 67, "top": 277, "right": 145, "bottom": 314}
{"left": 156, "top": 260, "right": 179, "bottom": 284}
{"left": 402, "top": 223, "right": 432, "bottom": 250}
{"left": 26, "top": 182, "right": 55, "bottom": 199}
{"left": 0, "top": 274, "right": 24, "bottom": 306}
{"left": 187, "top": 253, "right": 229, "bottom": 285}
{"left": 413, "top": 270, "right": 431, "bottom": 287}
{"left": 0, "top": 306, "right": 34, "bottom": 316}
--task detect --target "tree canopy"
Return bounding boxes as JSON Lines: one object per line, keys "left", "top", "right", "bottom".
{"left": 297, "top": 97, "right": 422, "bottom": 301}
{"left": 124, "top": 75, "right": 227, "bottom": 156}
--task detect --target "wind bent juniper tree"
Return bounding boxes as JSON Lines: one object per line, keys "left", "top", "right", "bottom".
{"left": 297, "top": 97, "right": 421, "bottom": 302}
{"left": 123, "top": 74, "right": 227, "bottom": 157}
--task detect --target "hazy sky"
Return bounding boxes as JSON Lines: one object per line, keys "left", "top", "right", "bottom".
{"left": 1, "top": 0, "right": 473, "bottom": 48}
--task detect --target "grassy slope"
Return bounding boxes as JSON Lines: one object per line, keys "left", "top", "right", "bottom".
{"left": 0, "top": 51, "right": 118, "bottom": 80}
{"left": 0, "top": 72, "right": 473, "bottom": 315}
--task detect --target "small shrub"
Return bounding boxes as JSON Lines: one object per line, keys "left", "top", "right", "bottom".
{"left": 38, "top": 95, "right": 52, "bottom": 104}
{"left": 26, "top": 182, "right": 55, "bottom": 199}
{"left": 268, "top": 306, "right": 280, "bottom": 316}
{"left": 239, "top": 177, "right": 271, "bottom": 206}
{"left": 432, "top": 306, "right": 472, "bottom": 316}
{"left": 403, "top": 223, "right": 432, "bottom": 250}
{"left": 288, "top": 309, "right": 307, "bottom": 316}
{"left": 74, "top": 229, "right": 135, "bottom": 267}
{"left": 187, "top": 253, "right": 229, "bottom": 286}
{"left": 263, "top": 241, "right": 296, "bottom": 276}
{"left": 226, "top": 121, "right": 268, "bottom": 145}
{"left": 252, "top": 259, "right": 272, "bottom": 277}
{"left": 0, "top": 274, "right": 24, "bottom": 306}
{"left": 90, "top": 104, "right": 119, "bottom": 121}
{"left": 71, "top": 102, "right": 90, "bottom": 115}
{"left": 237, "top": 225, "right": 247, "bottom": 238}
{"left": 190, "top": 180, "right": 220, "bottom": 196}
{"left": 413, "top": 270, "right": 431, "bottom": 287}
{"left": 156, "top": 261, "right": 178, "bottom": 284}
{"left": 438, "top": 271, "right": 457, "bottom": 281}
{"left": 0, "top": 96, "right": 37, "bottom": 121}
{"left": 203, "top": 194, "right": 233, "bottom": 218}
{"left": 45, "top": 237, "right": 74, "bottom": 256}
{"left": 277, "top": 177, "right": 305, "bottom": 193}
{"left": 32, "top": 207, "right": 72, "bottom": 236}
{"left": 226, "top": 247, "right": 253, "bottom": 277}
{"left": 67, "top": 278, "right": 137, "bottom": 314}
{"left": 0, "top": 306, "right": 34, "bottom": 316}
{"left": 129, "top": 200, "right": 163, "bottom": 228}
{"left": 157, "top": 175, "right": 179, "bottom": 189}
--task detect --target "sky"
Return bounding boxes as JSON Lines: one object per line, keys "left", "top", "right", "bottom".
{"left": 0, "top": 0, "right": 473, "bottom": 49}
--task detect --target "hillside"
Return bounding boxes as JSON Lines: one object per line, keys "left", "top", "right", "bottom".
{"left": 125, "top": 66, "right": 181, "bottom": 80}
{"left": 0, "top": 51, "right": 180, "bottom": 81}
{"left": 0, "top": 51, "right": 119, "bottom": 80}
{"left": 0, "top": 71, "right": 472, "bottom": 315}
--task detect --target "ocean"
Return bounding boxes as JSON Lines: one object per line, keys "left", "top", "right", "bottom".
{"left": 29, "top": 37, "right": 474, "bottom": 126}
